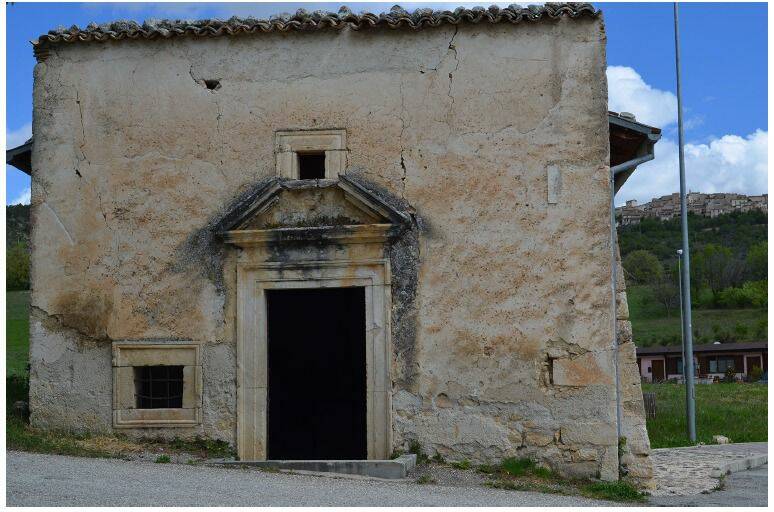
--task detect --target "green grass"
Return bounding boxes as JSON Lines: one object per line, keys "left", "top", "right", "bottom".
{"left": 6, "top": 290, "right": 30, "bottom": 376}
{"left": 500, "top": 457, "right": 538, "bottom": 477}
{"left": 168, "top": 436, "right": 236, "bottom": 459}
{"left": 416, "top": 474, "right": 436, "bottom": 485}
{"left": 482, "top": 457, "right": 642, "bottom": 503}
{"left": 485, "top": 479, "right": 564, "bottom": 495}
{"left": 581, "top": 481, "right": 646, "bottom": 502}
{"left": 478, "top": 457, "right": 558, "bottom": 480}
{"left": 642, "top": 382, "right": 768, "bottom": 448}
{"left": 450, "top": 459, "right": 471, "bottom": 470}
{"left": 7, "top": 375, "right": 119, "bottom": 458}
{"left": 6, "top": 416, "right": 119, "bottom": 458}
{"left": 627, "top": 285, "right": 766, "bottom": 347}
{"left": 155, "top": 454, "right": 171, "bottom": 463}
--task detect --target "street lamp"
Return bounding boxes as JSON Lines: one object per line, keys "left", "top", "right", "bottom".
{"left": 674, "top": 2, "right": 697, "bottom": 443}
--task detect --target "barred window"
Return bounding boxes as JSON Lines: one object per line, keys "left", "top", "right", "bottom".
{"left": 134, "top": 366, "right": 184, "bottom": 409}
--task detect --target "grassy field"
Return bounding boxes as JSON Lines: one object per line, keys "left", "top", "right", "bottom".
{"left": 627, "top": 285, "right": 767, "bottom": 347}
{"left": 7, "top": 291, "right": 30, "bottom": 376}
{"left": 642, "top": 382, "right": 768, "bottom": 448}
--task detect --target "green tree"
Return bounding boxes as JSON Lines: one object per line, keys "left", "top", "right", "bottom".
{"left": 6, "top": 242, "right": 30, "bottom": 291}
{"left": 622, "top": 250, "right": 663, "bottom": 285}
{"left": 692, "top": 244, "right": 744, "bottom": 302}
{"left": 651, "top": 263, "right": 680, "bottom": 316}
{"left": 746, "top": 241, "right": 767, "bottom": 280}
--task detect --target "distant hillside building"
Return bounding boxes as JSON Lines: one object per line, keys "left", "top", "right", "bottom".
{"left": 617, "top": 192, "right": 768, "bottom": 225}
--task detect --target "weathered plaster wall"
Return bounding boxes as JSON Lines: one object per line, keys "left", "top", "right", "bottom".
{"left": 29, "top": 16, "right": 635, "bottom": 479}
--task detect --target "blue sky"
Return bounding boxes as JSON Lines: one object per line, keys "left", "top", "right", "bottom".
{"left": 5, "top": 2, "right": 768, "bottom": 205}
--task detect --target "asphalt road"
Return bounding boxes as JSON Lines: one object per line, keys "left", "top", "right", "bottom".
{"left": 649, "top": 464, "right": 768, "bottom": 507}
{"left": 6, "top": 451, "right": 613, "bottom": 507}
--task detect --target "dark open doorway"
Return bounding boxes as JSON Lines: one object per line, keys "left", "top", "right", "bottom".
{"left": 267, "top": 287, "right": 367, "bottom": 460}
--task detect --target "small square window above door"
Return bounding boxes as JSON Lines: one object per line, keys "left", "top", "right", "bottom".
{"left": 275, "top": 129, "right": 346, "bottom": 179}
{"left": 297, "top": 152, "right": 326, "bottom": 180}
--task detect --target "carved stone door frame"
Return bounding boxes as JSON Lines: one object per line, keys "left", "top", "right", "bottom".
{"left": 235, "top": 258, "right": 392, "bottom": 461}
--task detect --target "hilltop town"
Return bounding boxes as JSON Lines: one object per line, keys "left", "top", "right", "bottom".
{"left": 616, "top": 192, "right": 768, "bottom": 225}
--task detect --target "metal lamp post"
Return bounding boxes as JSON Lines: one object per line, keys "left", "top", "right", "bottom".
{"left": 674, "top": 2, "right": 697, "bottom": 443}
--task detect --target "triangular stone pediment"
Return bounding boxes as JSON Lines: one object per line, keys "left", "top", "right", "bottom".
{"left": 217, "top": 176, "right": 410, "bottom": 246}
{"left": 240, "top": 185, "right": 379, "bottom": 230}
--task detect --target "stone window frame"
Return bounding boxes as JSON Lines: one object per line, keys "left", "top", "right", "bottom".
{"left": 112, "top": 342, "right": 202, "bottom": 428}
{"left": 235, "top": 259, "right": 392, "bottom": 461}
{"left": 275, "top": 129, "right": 347, "bottom": 180}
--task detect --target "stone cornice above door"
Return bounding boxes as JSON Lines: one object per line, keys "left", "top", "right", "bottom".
{"left": 217, "top": 175, "right": 412, "bottom": 248}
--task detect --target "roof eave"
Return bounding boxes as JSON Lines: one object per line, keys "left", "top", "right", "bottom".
{"left": 608, "top": 112, "right": 662, "bottom": 193}
{"left": 6, "top": 140, "right": 33, "bottom": 175}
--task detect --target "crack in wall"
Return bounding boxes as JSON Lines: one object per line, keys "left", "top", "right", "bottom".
{"left": 397, "top": 76, "right": 408, "bottom": 199}
{"left": 74, "top": 90, "right": 90, "bottom": 172}
{"left": 215, "top": 100, "right": 227, "bottom": 179}
{"left": 41, "top": 202, "right": 75, "bottom": 245}
{"left": 31, "top": 305, "right": 112, "bottom": 345}
{"left": 446, "top": 25, "right": 460, "bottom": 112}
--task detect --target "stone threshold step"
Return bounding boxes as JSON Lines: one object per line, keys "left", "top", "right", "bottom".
{"left": 211, "top": 454, "right": 417, "bottom": 479}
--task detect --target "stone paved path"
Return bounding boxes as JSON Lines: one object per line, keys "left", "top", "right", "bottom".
{"left": 650, "top": 464, "right": 767, "bottom": 507}
{"left": 650, "top": 442, "right": 767, "bottom": 496}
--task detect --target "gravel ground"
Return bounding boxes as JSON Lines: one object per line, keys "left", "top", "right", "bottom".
{"left": 6, "top": 451, "right": 615, "bottom": 507}
{"left": 410, "top": 462, "right": 490, "bottom": 487}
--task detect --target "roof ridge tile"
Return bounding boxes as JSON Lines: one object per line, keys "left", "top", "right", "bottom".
{"left": 32, "top": 3, "right": 600, "bottom": 61}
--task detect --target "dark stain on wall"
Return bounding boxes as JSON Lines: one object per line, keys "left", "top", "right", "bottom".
{"left": 176, "top": 173, "right": 425, "bottom": 389}
{"left": 344, "top": 174, "right": 425, "bottom": 390}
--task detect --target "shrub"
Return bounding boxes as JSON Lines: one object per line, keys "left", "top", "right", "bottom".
{"left": 734, "top": 322, "right": 749, "bottom": 339}
{"left": 723, "top": 366, "right": 737, "bottom": 383}
{"left": 501, "top": 457, "right": 535, "bottom": 477}
{"left": 155, "top": 454, "right": 171, "bottom": 463}
{"left": 694, "top": 287, "right": 716, "bottom": 308}
{"left": 744, "top": 280, "right": 768, "bottom": 307}
{"left": 746, "top": 241, "right": 767, "bottom": 280}
{"left": 7, "top": 374, "right": 30, "bottom": 408}
{"left": 450, "top": 459, "right": 471, "bottom": 470}
{"left": 582, "top": 481, "right": 646, "bottom": 502}
{"left": 623, "top": 250, "right": 663, "bottom": 285}
{"left": 416, "top": 474, "right": 435, "bottom": 484}
{"left": 717, "top": 280, "right": 768, "bottom": 308}
{"left": 755, "top": 318, "right": 767, "bottom": 339}
{"left": 431, "top": 452, "right": 445, "bottom": 464}
{"left": 749, "top": 365, "right": 763, "bottom": 382}
{"left": 6, "top": 242, "right": 30, "bottom": 291}
{"left": 476, "top": 463, "right": 499, "bottom": 474}
{"left": 408, "top": 439, "right": 429, "bottom": 464}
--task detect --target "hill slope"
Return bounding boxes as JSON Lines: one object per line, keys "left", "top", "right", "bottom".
{"left": 7, "top": 204, "right": 30, "bottom": 248}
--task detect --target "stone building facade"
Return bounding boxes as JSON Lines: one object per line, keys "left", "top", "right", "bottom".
{"left": 17, "top": 4, "right": 654, "bottom": 482}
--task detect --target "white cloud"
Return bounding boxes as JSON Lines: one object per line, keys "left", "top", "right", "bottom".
{"left": 607, "top": 66, "right": 677, "bottom": 128}
{"left": 9, "top": 187, "right": 31, "bottom": 205}
{"left": 617, "top": 130, "right": 768, "bottom": 206}
{"left": 6, "top": 122, "right": 32, "bottom": 149}
{"left": 608, "top": 66, "right": 767, "bottom": 205}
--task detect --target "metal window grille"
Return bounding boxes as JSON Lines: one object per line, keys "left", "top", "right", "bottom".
{"left": 134, "top": 366, "right": 184, "bottom": 409}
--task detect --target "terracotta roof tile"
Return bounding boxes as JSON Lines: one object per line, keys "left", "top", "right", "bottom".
{"left": 33, "top": 3, "right": 600, "bottom": 61}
